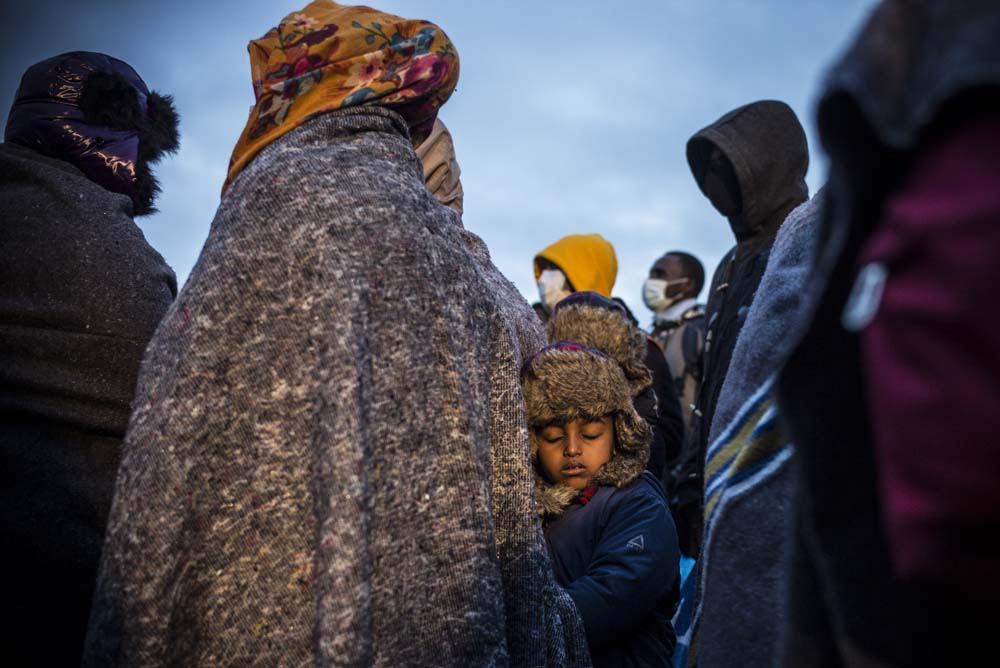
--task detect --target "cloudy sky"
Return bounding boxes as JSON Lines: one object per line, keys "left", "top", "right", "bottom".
{"left": 1, "top": 0, "right": 875, "bottom": 324}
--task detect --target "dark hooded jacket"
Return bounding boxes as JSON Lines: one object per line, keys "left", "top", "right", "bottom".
{"left": 0, "top": 52, "right": 178, "bottom": 667}
{"left": 777, "top": 2, "right": 1000, "bottom": 665}
{"left": 672, "top": 100, "right": 809, "bottom": 557}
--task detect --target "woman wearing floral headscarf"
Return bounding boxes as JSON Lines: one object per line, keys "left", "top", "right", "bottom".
{"left": 83, "top": 2, "right": 589, "bottom": 666}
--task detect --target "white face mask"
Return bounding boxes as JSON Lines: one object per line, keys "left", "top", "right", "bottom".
{"left": 643, "top": 278, "right": 685, "bottom": 312}
{"left": 538, "top": 269, "right": 573, "bottom": 310}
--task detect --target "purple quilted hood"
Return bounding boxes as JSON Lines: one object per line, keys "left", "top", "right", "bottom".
{"left": 4, "top": 51, "right": 179, "bottom": 215}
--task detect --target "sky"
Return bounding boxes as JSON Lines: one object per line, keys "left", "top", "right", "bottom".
{"left": 1, "top": 0, "right": 876, "bottom": 324}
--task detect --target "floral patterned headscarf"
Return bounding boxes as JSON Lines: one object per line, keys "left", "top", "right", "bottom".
{"left": 225, "top": 0, "right": 459, "bottom": 192}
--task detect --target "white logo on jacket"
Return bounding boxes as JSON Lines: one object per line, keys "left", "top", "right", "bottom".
{"left": 626, "top": 535, "right": 645, "bottom": 552}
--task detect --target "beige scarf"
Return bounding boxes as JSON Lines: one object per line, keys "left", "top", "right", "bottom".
{"left": 416, "top": 118, "right": 464, "bottom": 213}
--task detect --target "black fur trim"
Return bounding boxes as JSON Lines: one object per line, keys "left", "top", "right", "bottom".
{"left": 134, "top": 91, "right": 180, "bottom": 216}
{"left": 79, "top": 71, "right": 143, "bottom": 130}
{"left": 132, "top": 162, "right": 161, "bottom": 217}
{"left": 143, "top": 91, "right": 180, "bottom": 157}
{"left": 80, "top": 71, "right": 180, "bottom": 216}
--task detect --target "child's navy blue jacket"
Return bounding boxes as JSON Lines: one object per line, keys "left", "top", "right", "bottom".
{"left": 544, "top": 472, "right": 680, "bottom": 667}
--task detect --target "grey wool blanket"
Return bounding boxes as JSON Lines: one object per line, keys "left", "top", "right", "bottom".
{"left": 83, "top": 107, "right": 589, "bottom": 667}
{"left": 693, "top": 190, "right": 824, "bottom": 668}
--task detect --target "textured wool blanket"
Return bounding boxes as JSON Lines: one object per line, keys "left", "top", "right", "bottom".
{"left": 83, "top": 107, "right": 589, "bottom": 667}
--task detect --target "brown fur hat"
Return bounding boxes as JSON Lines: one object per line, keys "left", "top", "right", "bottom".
{"left": 546, "top": 291, "right": 652, "bottom": 397}
{"left": 521, "top": 342, "right": 651, "bottom": 518}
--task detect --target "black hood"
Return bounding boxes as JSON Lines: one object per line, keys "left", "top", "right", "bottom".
{"left": 687, "top": 100, "right": 809, "bottom": 240}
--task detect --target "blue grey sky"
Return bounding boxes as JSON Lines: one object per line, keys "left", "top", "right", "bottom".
{"left": 1, "top": 0, "right": 875, "bottom": 323}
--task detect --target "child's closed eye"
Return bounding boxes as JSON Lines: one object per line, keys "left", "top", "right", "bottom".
{"left": 540, "top": 427, "right": 566, "bottom": 444}
{"left": 581, "top": 421, "right": 606, "bottom": 440}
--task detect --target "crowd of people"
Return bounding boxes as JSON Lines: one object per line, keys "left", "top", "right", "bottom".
{"left": 1, "top": 0, "right": 997, "bottom": 666}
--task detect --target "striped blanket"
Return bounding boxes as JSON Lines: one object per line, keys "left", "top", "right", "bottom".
{"left": 672, "top": 191, "right": 824, "bottom": 667}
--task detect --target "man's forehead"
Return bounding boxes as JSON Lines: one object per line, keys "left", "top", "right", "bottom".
{"left": 653, "top": 254, "right": 684, "bottom": 274}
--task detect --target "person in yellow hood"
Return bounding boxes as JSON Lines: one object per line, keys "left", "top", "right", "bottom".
{"left": 533, "top": 233, "right": 618, "bottom": 319}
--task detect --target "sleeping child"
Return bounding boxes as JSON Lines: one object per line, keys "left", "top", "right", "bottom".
{"left": 522, "top": 341, "right": 680, "bottom": 668}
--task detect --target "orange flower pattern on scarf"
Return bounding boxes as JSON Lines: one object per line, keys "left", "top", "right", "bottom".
{"left": 225, "top": 0, "right": 459, "bottom": 192}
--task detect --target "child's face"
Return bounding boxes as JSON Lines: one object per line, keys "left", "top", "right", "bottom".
{"left": 536, "top": 415, "right": 614, "bottom": 490}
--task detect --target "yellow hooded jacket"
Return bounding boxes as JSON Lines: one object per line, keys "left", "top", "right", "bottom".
{"left": 534, "top": 233, "right": 618, "bottom": 298}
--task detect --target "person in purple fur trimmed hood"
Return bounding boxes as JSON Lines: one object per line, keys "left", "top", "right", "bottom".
{"left": 0, "top": 51, "right": 179, "bottom": 666}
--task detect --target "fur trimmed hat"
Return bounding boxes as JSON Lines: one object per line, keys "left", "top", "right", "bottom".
{"left": 521, "top": 341, "right": 651, "bottom": 517}
{"left": 546, "top": 291, "right": 652, "bottom": 397}
{"left": 5, "top": 51, "right": 180, "bottom": 216}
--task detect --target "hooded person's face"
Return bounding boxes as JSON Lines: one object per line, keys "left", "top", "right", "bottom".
{"left": 535, "top": 257, "right": 575, "bottom": 311}
{"left": 704, "top": 149, "right": 756, "bottom": 241}
{"left": 688, "top": 99, "right": 811, "bottom": 243}
{"left": 702, "top": 147, "right": 743, "bottom": 219}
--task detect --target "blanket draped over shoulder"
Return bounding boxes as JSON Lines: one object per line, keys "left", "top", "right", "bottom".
{"left": 83, "top": 107, "right": 589, "bottom": 667}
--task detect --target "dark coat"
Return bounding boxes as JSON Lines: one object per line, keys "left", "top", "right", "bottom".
{"left": 651, "top": 301, "right": 706, "bottom": 466}
{"left": 545, "top": 473, "right": 679, "bottom": 668}
{"left": 0, "top": 141, "right": 176, "bottom": 666}
{"left": 777, "top": 2, "right": 1000, "bottom": 666}
{"left": 640, "top": 337, "right": 683, "bottom": 480}
{"left": 673, "top": 100, "right": 809, "bottom": 557}
{"left": 611, "top": 297, "right": 685, "bottom": 480}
